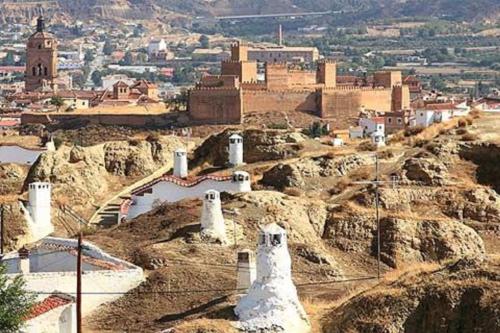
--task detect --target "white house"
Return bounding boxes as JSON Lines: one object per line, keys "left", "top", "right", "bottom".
{"left": 4, "top": 237, "right": 144, "bottom": 319}
{"left": 371, "top": 130, "right": 386, "bottom": 148}
{"left": 349, "top": 126, "right": 364, "bottom": 139}
{"left": 126, "top": 171, "right": 252, "bottom": 220}
{"left": 23, "top": 293, "right": 76, "bottom": 333}
{"left": 359, "top": 117, "right": 385, "bottom": 136}
{"left": 416, "top": 103, "right": 456, "bottom": 127}
{"left": 234, "top": 224, "right": 310, "bottom": 333}
{"left": 148, "top": 38, "right": 167, "bottom": 57}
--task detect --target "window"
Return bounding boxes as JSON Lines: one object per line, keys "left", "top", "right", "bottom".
{"left": 388, "top": 118, "right": 392, "bottom": 123}
{"left": 32, "top": 67, "right": 36, "bottom": 76}
{"left": 44, "top": 67, "right": 48, "bottom": 76}
{"left": 271, "top": 234, "right": 282, "bottom": 245}
{"left": 397, "top": 118, "right": 402, "bottom": 124}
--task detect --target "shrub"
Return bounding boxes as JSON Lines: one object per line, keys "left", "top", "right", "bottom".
{"left": 455, "top": 128, "right": 468, "bottom": 135}
{"left": 413, "top": 138, "right": 429, "bottom": 147}
{"left": 461, "top": 133, "right": 479, "bottom": 141}
{"left": 465, "top": 116, "right": 473, "bottom": 125}
{"left": 53, "top": 136, "right": 64, "bottom": 150}
{"left": 378, "top": 149, "right": 395, "bottom": 159}
{"left": 128, "top": 138, "right": 141, "bottom": 146}
{"left": 404, "top": 126, "right": 425, "bottom": 137}
{"left": 283, "top": 187, "right": 303, "bottom": 197}
{"left": 268, "top": 122, "right": 288, "bottom": 130}
{"left": 457, "top": 119, "right": 467, "bottom": 127}
{"left": 358, "top": 141, "right": 377, "bottom": 151}
{"left": 328, "top": 178, "right": 350, "bottom": 195}
{"left": 146, "top": 132, "right": 161, "bottom": 142}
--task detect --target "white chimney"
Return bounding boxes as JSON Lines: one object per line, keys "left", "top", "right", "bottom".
{"left": 229, "top": 134, "right": 244, "bottom": 166}
{"left": 200, "top": 190, "right": 227, "bottom": 244}
{"left": 18, "top": 247, "right": 30, "bottom": 274}
{"left": 28, "top": 182, "right": 52, "bottom": 227}
{"left": 236, "top": 250, "right": 256, "bottom": 293}
{"left": 234, "top": 223, "right": 311, "bottom": 332}
{"left": 231, "top": 171, "right": 251, "bottom": 193}
{"left": 173, "top": 148, "right": 188, "bottom": 178}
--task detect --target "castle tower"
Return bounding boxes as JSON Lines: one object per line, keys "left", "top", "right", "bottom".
{"left": 229, "top": 134, "right": 244, "bottom": 166}
{"left": 234, "top": 223, "right": 311, "bottom": 333}
{"left": 25, "top": 16, "right": 58, "bottom": 92}
{"left": 27, "top": 182, "right": 54, "bottom": 240}
{"left": 317, "top": 60, "right": 336, "bottom": 88}
{"left": 200, "top": 190, "right": 228, "bottom": 244}
{"left": 173, "top": 148, "right": 188, "bottom": 178}
{"left": 231, "top": 171, "right": 251, "bottom": 192}
{"left": 231, "top": 41, "right": 248, "bottom": 62}
{"left": 113, "top": 81, "right": 130, "bottom": 100}
{"left": 237, "top": 250, "right": 256, "bottom": 292}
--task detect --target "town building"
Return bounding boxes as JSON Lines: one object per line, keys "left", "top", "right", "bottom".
{"left": 125, "top": 170, "right": 252, "bottom": 220}
{"left": 383, "top": 110, "right": 414, "bottom": 134}
{"left": 247, "top": 45, "right": 320, "bottom": 63}
{"left": 3, "top": 237, "right": 144, "bottom": 317}
{"left": 25, "top": 17, "right": 58, "bottom": 92}
{"left": 188, "top": 42, "right": 410, "bottom": 127}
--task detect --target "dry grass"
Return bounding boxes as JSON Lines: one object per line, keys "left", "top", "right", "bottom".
{"left": 357, "top": 141, "right": 377, "bottom": 152}
{"left": 381, "top": 262, "right": 441, "bottom": 284}
{"left": 461, "top": 133, "right": 479, "bottom": 141}
{"left": 173, "top": 318, "right": 238, "bottom": 333}
{"left": 283, "top": 187, "right": 304, "bottom": 197}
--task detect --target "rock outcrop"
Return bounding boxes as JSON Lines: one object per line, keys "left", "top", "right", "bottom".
{"left": 26, "top": 136, "right": 185, "bottom": 216}
{"left": 323, "top": 260, "right": 500, "bottom": 333}
{"left": 403, "top": 157, "right": 449, "bottom": 186}
{"left": 261, "top": 154, "right": 372, "bottom": 189}
{"left": 191, "top": 129, "right": 307, "bottom": 168}
{"left": 324, "top": 207, "right": 485, "bottom": 268}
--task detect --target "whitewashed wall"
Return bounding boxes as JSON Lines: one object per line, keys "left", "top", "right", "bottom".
{"left": 0, "top": 146, "right": 45, "bottom": 165}
{"left": 23, "top": 304, "right": 75, "bottom": 333}
{"left": 128, "top": 178, "right": 251, "bottom": 220}
{"left": 6, "top": 238, "right": 145, "bottom": 316}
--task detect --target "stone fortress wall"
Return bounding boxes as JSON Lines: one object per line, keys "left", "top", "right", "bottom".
{"left": 188, "top": 42, "right": 410, "bottom": 127}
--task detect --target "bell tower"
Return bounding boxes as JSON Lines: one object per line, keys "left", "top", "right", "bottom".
{"left": 25, "top": 16, "right": 58, "bottom": 92}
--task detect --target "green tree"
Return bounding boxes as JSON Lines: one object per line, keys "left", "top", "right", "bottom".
{"left": 50, "top": 96, "right": 65, "bottom": 111}
{"left": 120, "top": 51, "right": 134, "bottom": 66}
{"left": 0, "top": 265, "right": 35, "bottom": 332}
{"left": 3, "top": 52, "right": 16, "bottom": 66}
{"left": 84, "top": 50, "right": 95, "bottom": 64}
{"left": 103, "top": 40, "right": 115, "bottom": 56}
{"left": 199, "top": 35, "right": 210, "bottom": 49}
{"left": 91, "top": 70, "right": 103, "bottom": 87}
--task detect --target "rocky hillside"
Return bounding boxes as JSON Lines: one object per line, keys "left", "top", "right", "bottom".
{"left": 323, "top": 258, "right": 500, "bottom": 333}
{"left": 25, "top": 135, "right": 186, "bottom": 217}
{"left": 1, "top": 0, "right": 497, "bottom": 23}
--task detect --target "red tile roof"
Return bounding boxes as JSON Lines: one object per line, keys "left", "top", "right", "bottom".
{"left": 0, "top": 119, "right": 19, "bottom": 127}
{"left": 132, "top": 174, "right": 232, "bottom": 196}
{"left": 25, "top": 295, "right": 72, "bottom": 321}
{"left": 425, "top": 103, "right": 456, "bottom": 110}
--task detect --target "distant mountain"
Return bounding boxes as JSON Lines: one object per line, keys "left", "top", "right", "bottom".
{"left": 0, "top": 0, "right": 498, "bottom": 24}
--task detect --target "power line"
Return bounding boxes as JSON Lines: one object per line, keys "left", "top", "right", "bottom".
{"left": 25, "top": 276, "right": 377, "bottom": 296}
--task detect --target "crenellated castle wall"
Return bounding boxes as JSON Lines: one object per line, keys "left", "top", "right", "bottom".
{"left": 242, "top": 90, "right": 317, "bottom": 114}
{"left": 188, "top": 88, "right": 242, "bottom": 124}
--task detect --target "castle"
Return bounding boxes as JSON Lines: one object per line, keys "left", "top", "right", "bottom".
{"left": 188, "top": 42, "right": 410, "bottom": 127}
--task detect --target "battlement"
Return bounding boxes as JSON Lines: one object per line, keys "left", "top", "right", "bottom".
{"left": 321, "top": 85, "right": 390, "bottom": 92}
{"left": 318, "top": 59, "right": 336, "bottom": 64}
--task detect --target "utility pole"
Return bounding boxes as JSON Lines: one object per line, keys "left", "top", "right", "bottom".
{"left": 77, "top": 232, "right": 82, "bottom": 333}
{"left": 0, "top": 205, "right": 4, "bottom": 261}
{"left": 353, "top": 153, "right": 398, "bottom": 280}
